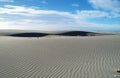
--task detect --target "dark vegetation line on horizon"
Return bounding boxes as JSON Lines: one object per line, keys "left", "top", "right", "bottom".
{"left": 8, "top": 31, "right": 108, "bottom": 37}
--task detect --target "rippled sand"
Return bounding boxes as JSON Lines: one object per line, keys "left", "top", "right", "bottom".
{"left": 0, "top": 31, "right": 120, "bottom": 78}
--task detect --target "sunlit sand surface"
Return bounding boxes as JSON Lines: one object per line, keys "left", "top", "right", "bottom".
{"left": 0, "top": 30, "right": 120, "bottom": 78}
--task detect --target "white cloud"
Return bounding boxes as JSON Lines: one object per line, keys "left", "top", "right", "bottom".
{"left": 0, "top": 17, "right": 5, "bottom": 20}
{"left": 0, "top": 19, "right": 76, "bottom": 30}
{"left": 89, "top": 0, "right": 120, "bottom": 12}
{"left": 0, "top": 5, "right": 119, "bottom": 18}
{"left": 0, "top": 5, "right": 74, "bottom": 17}
{"left": 0, "top": 0, "right": 14, "bottom": 2}
{"left": 72, "top": 3, "right": 79, "bottom": 7}
{"left": 76, "top": 10, "right": 110, "bottom": 18}
{"left": 0, "top": 17, "right": 119, "bottom": 31}
{"left": 0, "top": 5, "right": 120, "bottom": 31}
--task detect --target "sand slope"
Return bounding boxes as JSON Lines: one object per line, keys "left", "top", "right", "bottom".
{"left": 0, "top": 30, "right": 120, "bottom": 78}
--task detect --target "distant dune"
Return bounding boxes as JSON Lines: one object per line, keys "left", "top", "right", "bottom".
{"left": 0, "top": 30, "right": 112, "bottom": 37}
{"left": 0, "top": 30, "right": 119, "bottom": 78}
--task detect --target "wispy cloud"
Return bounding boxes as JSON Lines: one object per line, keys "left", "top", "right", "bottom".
{"left": 41, "top": 0, "right": 47, "bottom": 4}
{"left": 72, "top": 3, "right": 79, "bottom": 7}
{"left": 0, "top": 5, "right": 73, "bottom": 17}
{"left": 89, "top": 0, "right": 120, "bottom": 12}
{"left": 0, "top": 0, "right": 14, "bottom": 2}
{"left": 0, "top": 5, "right": 119, "bottom": 18}
{"left": 76, "top": 10, "right": 109, "bottom": 18}
{"left": 0, "top": 5, "right": 120, "bottom": 31}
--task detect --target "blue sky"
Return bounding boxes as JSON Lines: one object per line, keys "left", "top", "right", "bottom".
{"left": 0, "top": 0, "right": 120, "bottom": 31}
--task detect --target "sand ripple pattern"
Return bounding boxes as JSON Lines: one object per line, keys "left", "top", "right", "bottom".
{"left": 0, "top": 35, "right": 120, "bottom": 78}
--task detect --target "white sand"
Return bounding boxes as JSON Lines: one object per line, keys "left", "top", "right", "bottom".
{"left": 0, "top": 31, "right": 120, "bottom": 78}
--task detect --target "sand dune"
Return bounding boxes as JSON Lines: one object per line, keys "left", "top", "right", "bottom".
{"left": 0, "top": 30, "right": 120, "bottom": 78}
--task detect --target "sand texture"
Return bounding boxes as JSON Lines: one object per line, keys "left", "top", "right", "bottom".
{"left": 0, "top": 30, "right": 120, "bottom": 78}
